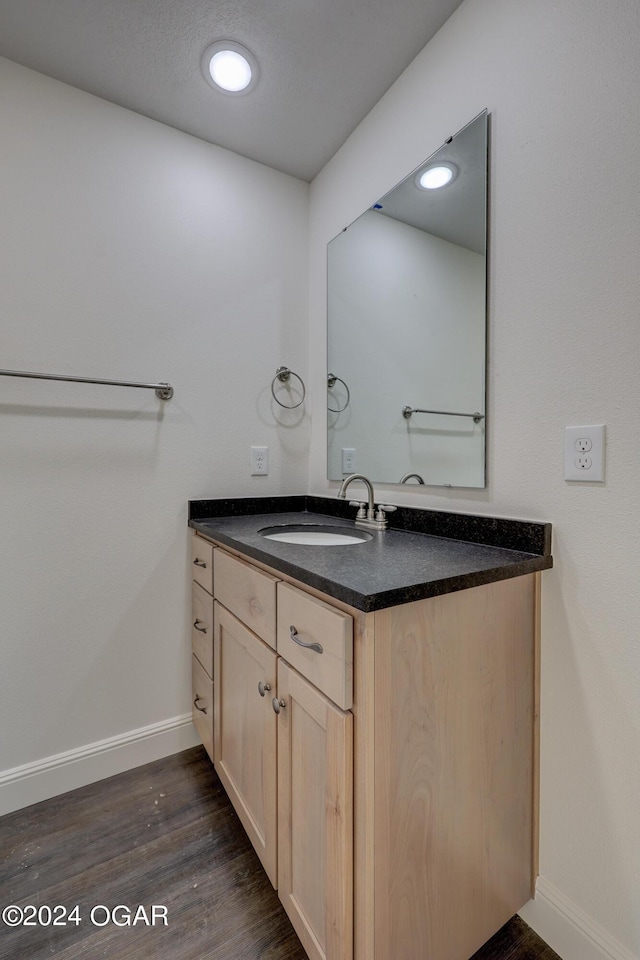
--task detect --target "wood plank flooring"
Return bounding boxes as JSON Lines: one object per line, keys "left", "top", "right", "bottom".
{"left": 0, "top": 746, "right": 561, "bottom": 960}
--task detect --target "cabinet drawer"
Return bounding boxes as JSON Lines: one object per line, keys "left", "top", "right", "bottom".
{"left": 192, "top": 581, "right": 213, "bottom": 678}
{"left": 277, "top": 582, "right": 353, "bottom": 710}
{"left": 214, "top": 549, "right": 278, "bottom": 649}
{"left": 192, "top": 654, "right": 213, "bottom": 762}
{"left": 191, "top": 535, "right": 213, "bottom": 594}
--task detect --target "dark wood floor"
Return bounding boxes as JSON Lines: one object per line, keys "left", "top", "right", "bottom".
{"left": 0, "top": 746, "right": 561, "bottom": 960}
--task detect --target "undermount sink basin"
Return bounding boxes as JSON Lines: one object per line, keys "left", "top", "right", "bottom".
{"left": 259, "top": 524, "right": 372, "bottom": 546}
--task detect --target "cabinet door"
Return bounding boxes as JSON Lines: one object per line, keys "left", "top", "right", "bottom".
{"left": 277, "top": 659, "right": 353, "bottom": 960}
{"left": 214, "top": 602, "right": 278, "bottom": 886}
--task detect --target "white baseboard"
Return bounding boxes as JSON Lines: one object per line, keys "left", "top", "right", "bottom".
{"left": 519, "top": 876, "right": 638, "bottom": 960}
{"left": 0, "top": 714, "right": 200, "bottom": 816}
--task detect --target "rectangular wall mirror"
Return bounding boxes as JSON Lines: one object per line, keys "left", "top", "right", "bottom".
{"left": 327, "top": 110, "right": 488, "bottom": 488}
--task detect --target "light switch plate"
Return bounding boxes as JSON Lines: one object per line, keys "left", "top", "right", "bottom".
{"left": 564, "top": 425, "right": 605, "bottom": 481}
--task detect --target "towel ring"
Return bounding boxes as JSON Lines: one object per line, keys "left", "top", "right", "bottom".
{"left": 327, "top": 373, "right": 350, "bottom": 413}
{"left": 271, "top": 366, "right": 306, "bottom": 409}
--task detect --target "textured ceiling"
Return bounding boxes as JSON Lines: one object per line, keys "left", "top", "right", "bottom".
{"left": 0, "top": 0, "right": 463, "bottom": 181}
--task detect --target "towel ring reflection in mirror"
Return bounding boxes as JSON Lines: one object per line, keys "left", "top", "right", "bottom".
{"left": 327, "top": 373, "right": 350, "bottom": 413}
{"left": 271, "top": 366, "right": 306, "bottom": 409}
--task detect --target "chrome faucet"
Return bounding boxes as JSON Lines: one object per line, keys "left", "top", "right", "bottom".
{"left": 337, "top": 474, "right": 396, "bottom": 530}
{"left": 399, "top": 472, "right": 425, "bottom": 484}
{"left": 338, "top": 473, "right": 375, "bottom": 517}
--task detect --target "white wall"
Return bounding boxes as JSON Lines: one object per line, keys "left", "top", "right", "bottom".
{"left": 309, "top": 2, "right": 640, "bottom": 959}
{"left": 0, "top": 57, "right": 309, "bottom": 809}
{"left": 327, "top": 210, "right": 485, "bottom": 485}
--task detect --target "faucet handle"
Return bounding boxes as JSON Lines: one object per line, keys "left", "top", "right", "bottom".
{"left": 348, "top": 500, "right": 367, "bottom": 520}
{"left": 375, "top": 504, "right": 397, "bottom": 522}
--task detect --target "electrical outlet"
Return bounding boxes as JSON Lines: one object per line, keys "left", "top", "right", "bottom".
{"left": 575, "top": 437, "right": 592, "bottom": 453}
{"left": 342, "top": 447, "right": 356, "bottom": 473}
{"left": 251, "top": 446, "right": 269, "bottom": 476}
{"left": 564, "top": 426, "right": 605, "bottom": 481}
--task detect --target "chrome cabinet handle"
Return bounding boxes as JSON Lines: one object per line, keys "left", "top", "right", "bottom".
{"left": 193, "top": 695, "right": 208, "bottom": 714}
{"left": 272, "top": 697, "right": 286, "bottom": 714}
{"left": 193, "top": 558, "right": 207, "bottom": 568}
{"left": 193, "top": 619, "right": 207, "bottom": 633}
{"left": 258, "top": 681, "right": 272, "bottom": 698}
{"left": 290, "top": 625, "right": 323, "bottom": 655}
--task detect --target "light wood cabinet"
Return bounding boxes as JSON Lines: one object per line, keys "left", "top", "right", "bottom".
{"left": 191, "top": 531, "right": 539, "bottom": 960}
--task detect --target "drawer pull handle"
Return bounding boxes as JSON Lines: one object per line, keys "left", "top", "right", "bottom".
{"left": 290, "top": 625, "right": 323, "bottom": 655}
{"left": 272, "top": 697, "right": 286, "bottom": 714}
{"left": 193, "top": 558, "right": 207, "bottom": 568}
{"left": 193, "top": 619, "right": 207, "bottom": 633}
{"left": 258, "top": 681, "right": 272, "bottom": 698}
{"left": 193, "top": 695, "right": 208, "bottom": 714}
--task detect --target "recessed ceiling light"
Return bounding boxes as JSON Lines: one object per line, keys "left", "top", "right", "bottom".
{"left": 202, "top": 41, "right": 259, "bottom": 95}
{"left": 416, "top": 162, "right": 457, "bottom": 190}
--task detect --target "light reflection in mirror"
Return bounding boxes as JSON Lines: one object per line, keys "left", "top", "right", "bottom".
{"left": 327, "top": 110, "right": 487, "bottom": 488}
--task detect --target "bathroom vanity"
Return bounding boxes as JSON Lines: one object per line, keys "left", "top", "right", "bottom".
{"left": 188, "top": 496, "right": 552, "bottom": 960}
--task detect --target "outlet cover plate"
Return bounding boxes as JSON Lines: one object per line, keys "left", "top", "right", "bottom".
{"left": 564, "top": 425, "right": 605, "bottom": 481}
{"left": 342, "top": 447, "right": 356, "bottom": 473}
{"left": 251, "top": 445, "right": 269, "bottom": 476}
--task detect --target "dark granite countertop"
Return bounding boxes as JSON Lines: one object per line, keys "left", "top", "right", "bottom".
{"left": 188, "top": 496, "right": 552, "bottom": 613}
